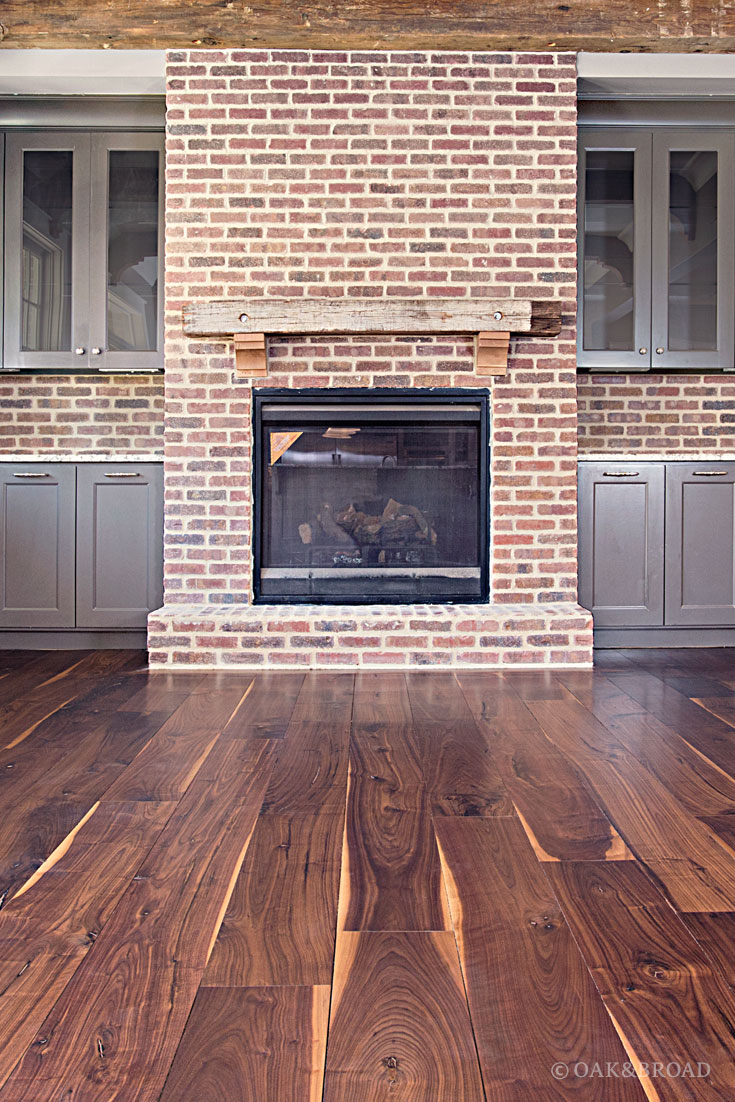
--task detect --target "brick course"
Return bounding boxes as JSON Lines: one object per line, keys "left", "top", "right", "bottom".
{"left": 0, "top": 375, "right": 164, "bottom": 455}
{"left": 153, "top": 47, "right": 591, "bottom": 668}
{"left": 578, "top": 374, "right": 735, "bottom": 454}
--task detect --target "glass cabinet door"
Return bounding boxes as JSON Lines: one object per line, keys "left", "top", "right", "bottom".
{"left": 651, "top": 130, "right": 735, "bottom": 370}
{"left": 3, "top": 133, "right": 91, "bottom": 371}
{"left": 88, "top": 133, "right": 164, "bottom": 373}
{"left": 578, "top": 129, "right": 653, "bottom": 370}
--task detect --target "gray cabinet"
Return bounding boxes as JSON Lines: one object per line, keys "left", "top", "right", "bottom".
{"left": 578, "top": 463, "right": 665, "bottom": 626}
{"left": 2, "top": 130, "right": 163, "bottom": 373}
{"left": 665, "top": 462, "right": 735, "bottom": 626}
{"left": 0, "top": 464, "right": 76, "bottom": 628}
{"left": 579, "top": 460, "right": 735, "bottom": 632}
{"left": 76, "top": 464, "right": 163, "bottom": 629}
{"left": 578, "top": 126, "right": 735, "bottom": 371}
{"left": 0, "top": 461, "right": 162, "bottom": 633}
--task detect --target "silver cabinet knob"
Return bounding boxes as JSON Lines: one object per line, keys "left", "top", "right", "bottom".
{"left": 655, "top": 347, "right": 664, "bottom": 354}
{"left": 638, "top": 347, "right": 647, "bottom": 355}
{"left": 91, "top": 348, "right": 102, "bottom": 356}
{"left": 74, "top": 347, "right": 85, "bottom": 355}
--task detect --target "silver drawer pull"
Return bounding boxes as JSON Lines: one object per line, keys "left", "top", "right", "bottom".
{"left": 104, "top": 472, "right": 140, "bottom": 478}
{"left": 693, "top": 470, "right": 729, "bottom": 476}
{"left": 603, "top": 471, "right": 639, "bottom": 477}
{"left": 13, "top": 472, "right": 50, "bottom": 478}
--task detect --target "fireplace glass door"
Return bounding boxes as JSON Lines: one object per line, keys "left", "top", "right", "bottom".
{"left": 255, "top": 394, "right": 488, "bottom": 603}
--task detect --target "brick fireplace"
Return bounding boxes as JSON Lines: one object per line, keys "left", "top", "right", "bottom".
{"left": 148, "top": 47, "right": 593, "bottom": 668}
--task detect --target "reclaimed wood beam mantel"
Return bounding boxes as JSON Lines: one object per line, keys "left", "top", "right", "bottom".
{"left": 2, "top": 0, "right": 735, "bottom": 52}
{"left": 183, "top": 297, "right": 562, "bottom": 377}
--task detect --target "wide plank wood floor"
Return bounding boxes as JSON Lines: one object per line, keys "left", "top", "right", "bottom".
{"left": 2, "top": 649, "right": 735, "bottom": 1097}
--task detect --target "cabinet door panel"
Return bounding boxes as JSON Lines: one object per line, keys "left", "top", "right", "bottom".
{"left": 88, "top": 133, "right": 164, "bottom": 374}
{"left": 0, "top": 464, "right": 76, "bottom": 628}
{"left": 665, "top": 463, "right": 735, "bottom": 626}
{"left": 651, "top": 130, "right": 735, "bottom": 370}
{"left": 578, "top": 463, "right": 665, "bottom": 627}
{"left": 76, "top": 464, "right": 163, "bottom": 629}
{"left": 3, "top": 133, "right": 91, "bottom": 372}
{"left": 577, "top": 128, "right": 653, "bottom": 371}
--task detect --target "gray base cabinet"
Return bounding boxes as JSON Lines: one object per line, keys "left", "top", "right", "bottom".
{"left": 76, "top": 465, "right": 164, "bottom": 629}
{"left": 578, "top": 463, "right": 665, "bottom": 626}
{"left": 0, "top": 464, "right": 77, "bottom": 628}
{"left": 665, "top": 463, "right": 735, "bottom": 626}
{"left": 579, "top": 460, "right": 735, "bottom": 631}
{"left": 0, "top": 462, "right": 163, "bottom": 632}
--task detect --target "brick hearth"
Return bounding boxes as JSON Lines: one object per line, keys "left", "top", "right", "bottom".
{"left": 150, "top": 47, "right": 592, "bottom": 668}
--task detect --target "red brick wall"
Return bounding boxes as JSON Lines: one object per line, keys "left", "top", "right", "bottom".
{"left": 578, "top": 374, "right": 735, "bottom": 454}
{"left": 0, "top": 374, "right": 163, "bottom": 455}
{"left": 163, "top": 48, "right": 578, "bottom": 606}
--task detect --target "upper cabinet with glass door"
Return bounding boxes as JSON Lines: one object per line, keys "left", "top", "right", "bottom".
{"left": 3, "top": 130, "right": 163, "bottom": 373}
{"left": 578, "top": 126, "right": 735, "bottom": 371}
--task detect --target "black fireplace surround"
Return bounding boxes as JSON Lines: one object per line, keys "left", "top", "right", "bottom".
{"left": 253, "top": 389, "right": 490, "bottom": 604}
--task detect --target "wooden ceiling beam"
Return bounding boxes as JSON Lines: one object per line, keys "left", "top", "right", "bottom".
{"left": 2, "top": 0, "right": 735, "bottom": 53}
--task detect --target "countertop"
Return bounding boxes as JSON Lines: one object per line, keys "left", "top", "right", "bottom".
{"left": 0, "top": 453, "right": 163, "bottom": 463}
{"left": 580, "top": 453, "right": 735, "bottom": 463}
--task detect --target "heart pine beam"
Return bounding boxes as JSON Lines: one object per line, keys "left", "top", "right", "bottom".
{"left": 2, "top": 0, "right": 735, "bottom": 51}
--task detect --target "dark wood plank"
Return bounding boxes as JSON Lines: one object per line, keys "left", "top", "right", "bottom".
{"left": 405, "top": 671, "right": 513, "bottom": 816}
{"left": 0, "top": 652, "right": 144, "bottom": 752}
{"left": 500, "top": 670, "right": 566, "bottom": 700}
{"left": 678, "top": 911, "right": 735, "bottom": 990}
{"left": 202, "top": 810, "right": 344, "bottom": 986}
{"left": 0, "top": 651, "right": 92, "bottom": 710}
{"left": 420, "top": 720, "right": 512, "bottom": 817}
{"left": 560, "top": 672, "right": 735, "bottom": 818}
{"left": 0, "top": 739, "right": 276, "bottom": 1100}
{"left": 460, "top": 674, "right": 631, "bottom": 861}
{"left": 0, "top": 800, "right": 175, "bottom": 1091}
{"left": 606, "top": 670, "right": 735, "bottom": 777}
{"left": 222, "top": 672, "right": 305, "bottom": 738}
{"left": 0, "top": 708, "right": 173, "bottom": 902}
{"left": 546, "top": 861, "right": 735, "bottom": 1099}
{"left": 405, "top": 671, "right": 477, "bottom": 726}
{"left": 160, "top": 985, "right": 330, "bottom": 1102}
{"left": 258, "top": 675, "right": 354, "bottom": 816}
{"left": 340, "top": 775, "right": 447, "bottom": 932}
{"left": 351, "top": 673, "right": 423, "bottom": 809}
{"left": 102, "top": 687, "right": 247, "bottom": 802}
{"left": 435, "top": 817, "right": 646, "bottom": 1100}
{"left": 529, "top": 693, "right": 735, "bottom": 910}
{"left": 323, "top": 931, "right": 484, "bottom": 1100}
{"left": 693, "top": 695, "right": 735, "bottom": 731}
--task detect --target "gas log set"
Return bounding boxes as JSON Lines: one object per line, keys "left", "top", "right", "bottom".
{"left": 298, "top": 497, "right": 438, "bottom": 566}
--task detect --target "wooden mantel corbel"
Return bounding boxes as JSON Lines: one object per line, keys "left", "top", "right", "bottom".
{"left": 182, "top": 298, "right": 562, "bottom": 378}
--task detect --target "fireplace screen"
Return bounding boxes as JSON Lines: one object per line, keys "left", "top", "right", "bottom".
{"left": 254, "top": 391, "right": 489, "bottom": 603}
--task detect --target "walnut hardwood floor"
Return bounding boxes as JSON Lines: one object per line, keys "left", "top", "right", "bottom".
{"left": 2, "top": 651, "right": 735, "bottom": 1097}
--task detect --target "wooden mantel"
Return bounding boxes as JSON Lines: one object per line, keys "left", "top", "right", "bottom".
{"left": 2, "top": 1, "right": 735, "bottom": 52}
{"left": 183, "top": 297, "right": 562, "bottom": 377}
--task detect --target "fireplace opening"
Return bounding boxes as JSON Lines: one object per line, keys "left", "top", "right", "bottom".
{"left": 253, "top": 389, "right": 490, "bottom": 604}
